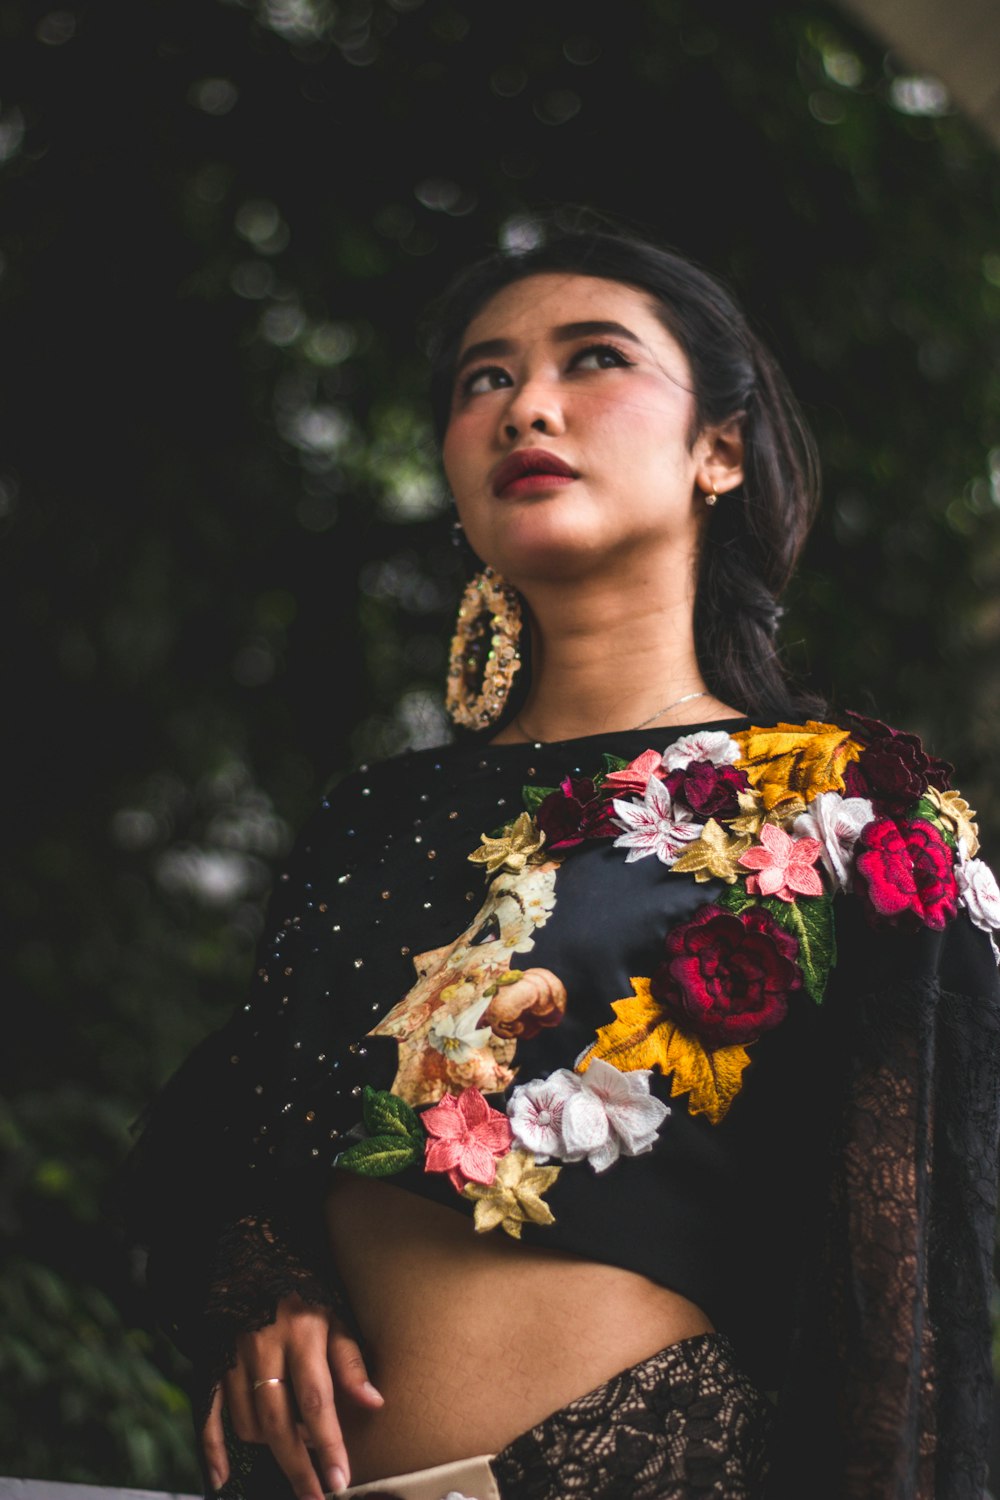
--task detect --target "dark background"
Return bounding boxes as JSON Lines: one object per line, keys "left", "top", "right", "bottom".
{"left": 2, "top": 0, "right": 1000, "bottom": 1485}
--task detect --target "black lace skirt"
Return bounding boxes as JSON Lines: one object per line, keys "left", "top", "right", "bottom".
{"left": 491, "top": 1331, "right": 771, "bottom": 1499}
{"left": 222, "top": 1330, "right": 772, "bottom": 1500}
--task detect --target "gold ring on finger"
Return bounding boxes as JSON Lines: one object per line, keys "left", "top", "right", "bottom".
{"left": 252, "top": 1377, "right": 288, "bottom": 1390}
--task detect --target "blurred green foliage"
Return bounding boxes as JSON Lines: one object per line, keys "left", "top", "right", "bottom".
{"left": 1, "top": 0, "right": 999, "bottom": 1485}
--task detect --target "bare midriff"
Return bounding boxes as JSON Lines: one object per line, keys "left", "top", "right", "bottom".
{"left": 325, "top": 1171, "right": 714, "bottom": 1484}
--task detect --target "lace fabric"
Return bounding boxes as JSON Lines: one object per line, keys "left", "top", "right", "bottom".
{"left": 491, "top": 1332, "right": 772, "bottom": 1499}
{"left": 765, "top": 906, "right": 1000, "bottom": 1498}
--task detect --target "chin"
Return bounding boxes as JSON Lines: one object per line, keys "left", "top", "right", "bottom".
{"left": 476, "top": 508, "right": 616, "bottom": 582}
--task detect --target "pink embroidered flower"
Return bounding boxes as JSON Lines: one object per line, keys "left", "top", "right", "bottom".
{"left": 661, "top": 730, "right": 741, "bottom": 772}
{"left": 601, "top": 748, "right": 666, "bottom": 799}
{"left": 612, "top": 776, "right": 700, "bottom": 865}
{"left": 854, "top": 817, "right": 958, "bottom": 930}
{"left": 422, "top": 1087, "right": 513, "bottom": 1193}
{"left": 738, "top": 822, "right": 824, "bottom": 901}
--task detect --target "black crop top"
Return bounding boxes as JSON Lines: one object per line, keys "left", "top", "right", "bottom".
{"left": 123, "top": 713, "right": 1000, "bottom": 1497}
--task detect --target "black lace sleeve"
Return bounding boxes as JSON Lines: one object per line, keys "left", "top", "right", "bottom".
{"left": 767, "top": 903, "right": 1000, "bottom": 1499}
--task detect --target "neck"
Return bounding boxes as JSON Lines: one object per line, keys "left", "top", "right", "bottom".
{"left": 499, "top": 567, "right": 731, "bottom": 744}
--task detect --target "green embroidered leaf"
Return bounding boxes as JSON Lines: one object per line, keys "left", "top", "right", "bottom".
{"left": 522, "top": 784, "right": 557, "bottom": 814}
{"left": 336, "top": 1133, "right": 422, "bottom": 1177}
{"left": 909, "top": 798, "right": 957, "bottom": 848}
{"left": 362, "top": 1086, "right": 421, "bottom": 1138}
{"left": 601, "top": 753, "right": 629, "bottom": 774}
{"left": 717, "top": 885, "right": 758, "bottom": 916}
{"left": 715, "top": 887, "right": 836, "bottom": 1003}
{"left": 760, "top": 895, "right": 836, "bottom": 1005}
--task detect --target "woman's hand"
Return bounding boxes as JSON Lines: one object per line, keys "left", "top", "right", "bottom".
{"left": 202, "top": 1292, "right": 384, "bottom": 1499}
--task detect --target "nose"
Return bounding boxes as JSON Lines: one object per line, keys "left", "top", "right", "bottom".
{"left": 498, "top": 373, "right": 566, "bottom": 443}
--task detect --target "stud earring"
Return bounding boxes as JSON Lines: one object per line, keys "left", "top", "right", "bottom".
{"left": 705, "top": 486, "right": 718, "bottom": 507}
{"left": 446, "top": 567, "right": 523, "bottom": 730}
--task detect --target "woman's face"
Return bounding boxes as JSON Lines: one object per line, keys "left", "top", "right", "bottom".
{"left": 442, "top": 272, "right": 739, "bottom": 584}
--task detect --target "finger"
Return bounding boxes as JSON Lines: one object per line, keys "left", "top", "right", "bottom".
{"left": 201, "top": 1383, "right": 229, "bottom": 1494}
{"left": 328, "top": 1325, "right": 384, "bottom": 1408}
{"left": 254, "top": 1380, "right": 334, "bottom": 1500}
{"left": 286, "top": 1343, "right": 352, "bottom": 1493}
{"left": 223, "top": 1364, "right": 262, "bottom": 1446}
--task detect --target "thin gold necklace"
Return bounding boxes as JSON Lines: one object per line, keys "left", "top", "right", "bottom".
{"left": 512, "top": 690, "right": 709, "bottom": 745}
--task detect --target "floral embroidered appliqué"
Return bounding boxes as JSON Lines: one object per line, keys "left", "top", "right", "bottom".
{"left": 507, "top": 1059, "right": 669, "bottom": 1173}
{"left": 732, "top": 720, "right": 864, "bottom": 810}
{"left": 463, "top": 1149, "right": 561, "bottom": 1238}
{"left": 737, "top": 821, "right": 824, "bottom": 901}
{"left": 422, "top": 1086, "right": 513, "bottom": 1192}
{"left": 579, "top": 977, "right": 751, "bottom": 1125}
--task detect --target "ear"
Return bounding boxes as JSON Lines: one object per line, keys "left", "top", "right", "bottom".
{"left": 695, "top": 412, "right": 745, "bottom": 498}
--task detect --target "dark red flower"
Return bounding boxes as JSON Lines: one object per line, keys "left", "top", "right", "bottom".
{"left": 854, "top": 816, "right": 958, "bottom": 930}
{"left": 535, "top": 775, "right": 616, "bottom": 850}
{"left": 650, "top": 904, "right": 801, "bottom": 1050}
{"left": 845, "top": 711, "right": 953, "bottom": 814}
{"left": 663, "top": 760, "right": 749, "bottom": 821}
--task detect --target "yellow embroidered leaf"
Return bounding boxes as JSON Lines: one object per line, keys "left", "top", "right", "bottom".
{"left": 733, "top": 721, "right": 863, "bottom": 811}
{"left": 579, "top": 979, "right": 750, "bottom": 1125}
{"left": 670, "top": 819, "right": 752, "bottom": 883}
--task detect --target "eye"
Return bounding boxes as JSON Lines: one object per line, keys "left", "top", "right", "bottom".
{"left": 571, "top": 342, "right": 634, "bottom": 371}
{"left": 460, "top": 365, "right": 514, "bottom": 398}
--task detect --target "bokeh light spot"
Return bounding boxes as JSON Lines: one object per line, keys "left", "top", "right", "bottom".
{"left": 563, "top": 35, "right": 600, "bottom": 66}
{"left": 889, "top": 76, "right": 949, "bottom": 117}
{"left": 36, "top": 10, "right": 76, "bottom": 45}
{"left": 190, "top": 78, "right": 239, "bottom": 116}
{"left": 499, "top": 214, "right": 544, "bottom": 252}
{"left": 533, "top": 89, "right": 582, "bottom": 126}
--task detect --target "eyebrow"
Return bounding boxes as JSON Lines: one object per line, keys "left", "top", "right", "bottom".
{"left": 454, "top": 320, "right": 647, "bottom": 375}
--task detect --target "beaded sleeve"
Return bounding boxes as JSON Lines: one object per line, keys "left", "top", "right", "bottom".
{"left": 119, "top": 780, "right": 369, "bottom": 1433}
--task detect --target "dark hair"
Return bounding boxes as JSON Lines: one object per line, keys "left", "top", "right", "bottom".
{"left": 425, "top": 224, "right": 824, "bottom": 724}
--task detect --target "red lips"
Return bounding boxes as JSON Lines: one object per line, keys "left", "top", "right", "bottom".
{"left": 491, "top": 448, "right": 578, "bottom": 497}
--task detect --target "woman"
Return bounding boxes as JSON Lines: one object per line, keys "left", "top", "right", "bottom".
{"left": 124, "top": 229, "right": 1000, "bottom": 1500}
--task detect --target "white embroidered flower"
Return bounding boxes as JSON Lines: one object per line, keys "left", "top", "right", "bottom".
{"left": 660, "top": 729, "right": 741, "bottom": 772}
{"left": 562, "top": 1058, "right": 670, "bottom": 1173}
{"left": 956, "top": 848, "right": 1000, "bottom": 964}
{"left": 507, "top": 1073, "right": 576, "bottom": 1162}
{"left": 427, "top": 997, "right": 494, "bottom": 1063}
{"left": 792, "top": 791, "right": 875, "bottom": 891}
{"left": 612, "top": 776, "right": 700, "bottom": 865}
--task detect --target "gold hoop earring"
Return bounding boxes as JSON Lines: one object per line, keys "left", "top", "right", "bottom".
{"left": 446, "top": 567, "right": 522, "bottom": 730}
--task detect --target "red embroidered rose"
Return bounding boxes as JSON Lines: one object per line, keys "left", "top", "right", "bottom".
{"left": 845, "top": 712, "right": 953, "bottom": 815}
{"left": 664, "top": 760, "right": 749, "bottom": 821}
{"left": 853, "top": 816, "right": 959, "bottom": 930}
{"left": 535, "top": 776, "right": 617, "bottom": 849}
{"left": 650, "top": 904, "right": 801, "bottom": 1050}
